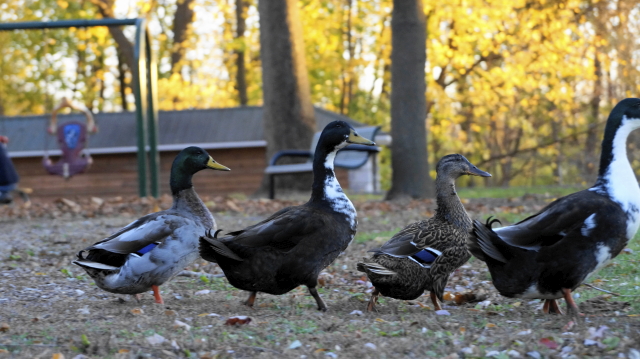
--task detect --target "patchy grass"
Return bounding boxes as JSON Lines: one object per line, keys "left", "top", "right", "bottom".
{"left": 580, "top": 233, "right": 640, "bottom": 312}
{"left": 1, "top": 197, "right": 640, "bottom": 358}
{"left": 353, "top": 229, "right": 400, "bottom": 244}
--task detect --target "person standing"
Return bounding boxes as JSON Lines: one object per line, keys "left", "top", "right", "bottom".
{"left": 0, "top": 135, "right": 19, "bottom": 204}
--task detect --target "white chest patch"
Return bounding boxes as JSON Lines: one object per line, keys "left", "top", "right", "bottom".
{"left": 581, "top": 214, "right": 597, "bottom": 237}
{"left": 324, "top": 175, "right": 357, "bottom": 228}
{"left": 585, "top": 244, "right": 612, "bottom": 281}
{"left": 323, "top": 151, "right": 356, "bottom": 229}
{"left": 595, "top": 116, "right": 640, "bottom": 240}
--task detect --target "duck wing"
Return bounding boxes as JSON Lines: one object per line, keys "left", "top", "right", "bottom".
{"left": 206, "top": 206, "right": 327, "bottom": 262}
{"left": 75, "top": 213, "right": 180, "bottom": 268}
{"left": 371, "top": 219, "right": 452, "bottom": 268}
{"left": 491, "top": 190, "right": 607, "bottom": 250}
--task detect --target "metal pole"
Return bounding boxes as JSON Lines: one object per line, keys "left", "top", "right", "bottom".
{"left": 0, "top": 18, "right": 138, "bottom": 31}
{"left": 145, "top": 25, "right": 160, "bottom": 198}
{"left": 133, "top": 18, "right": 149, "bottom": 197}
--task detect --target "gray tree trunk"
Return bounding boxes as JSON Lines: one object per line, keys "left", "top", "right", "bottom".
{"left": 255, "top": 0, "right": 316, "bottom": 196}
{"left": 171, "top": 0, "right": 195, "bottom": 74}
{"left": 235, "top": 0, "right": 248, "bottom": 105}
{"left": 386, "top": 0, "right": 434, "bottom": 200}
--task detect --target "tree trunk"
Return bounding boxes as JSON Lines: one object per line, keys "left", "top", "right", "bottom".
{"left": 90, "top": 0, "right": 134, "bottom": 70}
{"left": 386, "top": 0, "right": 434, "bottom": 200}
{"left": 117, "top": 52, "right": 129, "bottom": 111}
{"left": 584, "top": 52, "right": 602, "bottom": 182}
{"left": 235, "top": 0, "right": 248, "bottom": 105}
{"left": 171, "top": 0, "right": 195, "bottom": 74}
{"left": 256, "top": 0, "right": 316, "bottom": 196}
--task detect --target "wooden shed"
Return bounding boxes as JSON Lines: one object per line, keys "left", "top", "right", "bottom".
{"left": 2, "top": 107, "right": 386, "bottom": 200}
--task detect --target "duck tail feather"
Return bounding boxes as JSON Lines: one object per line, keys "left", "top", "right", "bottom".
{"left": 73, "top": 259, "right": 119, "bottom": 271}
{"left": 366, "top": 247, "right": 383, "bottom": 255}
{"left": 357, "top": 261, "right": 396, "bottom": 276}
{"left": 471, "top": 218, "right": 509, "bottom": 263}
{"left": 199, "top": 236, "right": 243, "bottom": 262}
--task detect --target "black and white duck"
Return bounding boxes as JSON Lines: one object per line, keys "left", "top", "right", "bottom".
{"left": 357, "top": 154, "right": 491, "bottom": 311}
{"left": 74, "top": 146, "right": 230, "bottom": 304}
{"left": 468, "top": 98, "right": 640, "bottom": 316}
{"left": 199, "top": 121, "right": 375, "bottom": 311}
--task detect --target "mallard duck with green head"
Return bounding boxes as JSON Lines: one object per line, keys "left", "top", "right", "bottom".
{"left": 73, "top": 146, "right": 230, "bottom": 304}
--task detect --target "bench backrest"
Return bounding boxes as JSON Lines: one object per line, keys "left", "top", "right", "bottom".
{"left": 309, "top": 126, "right": 381, "bottom": 169}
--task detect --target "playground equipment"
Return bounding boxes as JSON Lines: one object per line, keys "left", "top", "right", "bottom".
{"left": 0, "top": 18, "right": 160, "bottom": 197}
{"left": 43, "top": 97, "right": 97, "bottom": 179}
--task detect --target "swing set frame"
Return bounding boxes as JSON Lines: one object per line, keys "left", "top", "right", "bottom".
{"left": 0, "top": 18, "right": 160, "bottom": 198}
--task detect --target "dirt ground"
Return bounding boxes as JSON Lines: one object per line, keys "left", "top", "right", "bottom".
{"left": 1, "top": 196, "right": 639, "bottom": 358}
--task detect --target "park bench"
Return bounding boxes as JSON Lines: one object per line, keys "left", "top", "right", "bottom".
{"left": 264, "top": 126, "right": 381, "bottom": 199}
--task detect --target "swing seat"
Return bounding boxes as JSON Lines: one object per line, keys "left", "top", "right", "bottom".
{"left": 43, "top": 121, "right": 93, "bottom": 179}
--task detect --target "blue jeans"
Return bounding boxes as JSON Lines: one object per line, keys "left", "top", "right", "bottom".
{"left": 0, "top": 183, "right": 16, "bottom": 194}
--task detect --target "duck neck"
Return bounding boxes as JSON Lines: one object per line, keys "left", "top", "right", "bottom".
{"left": 592, "top": 116, "right": 640, "bottom": 239}
{"left": 594, "top": 116, "right": 640, "bottom": 194}
{"left": 169, "top": 165, "right": 214, "bottom": 227}
{"left": 434, "top": 174, "right": 471, "bottom": 231}
{"left": 171, "top": 186, "right": 214, "bottom": 228}
{"left": 170, "top": 165, "right": 194, "bottom": 196}
{"left": 309, "top": 146, "right": 357, "bottom": 227}
{"left": 310, "top": 147, "right": 340, "bottom": 202}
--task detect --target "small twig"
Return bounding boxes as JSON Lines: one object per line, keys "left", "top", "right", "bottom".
{"left": 582, "top": 283, "right": 621, "bottom": 296}
{"left": 583, "top": 283, "right": 640, "bottom": 297}
{"left": 178, "top": 270, "right": 225, "bottom": 279}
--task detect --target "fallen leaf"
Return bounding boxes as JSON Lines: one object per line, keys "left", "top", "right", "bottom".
{"left": 130, "top": 308, "right": 144, "bottom": 315}
{"left": 164, "top": 310, "right": 178, "bottom": 316}
{"left": 0, "top": 323, "right": 9, "bottom": 332}
{"left": 52, "top": 354, "right": 65, "bottom": 359}
{"left": 288, "top": 340, "right": 302, "bottom": 349}
{"left": 225, "top": 316, "right": 252, "bottom": 326}
{"left": 194, "top": 289, "right": 211, "bottom": 296}
{"left": 539, "top": 337, "right": 559, "bottom": 350}
{"left": 485, "top": 323, "right": 497, "bottom": 328}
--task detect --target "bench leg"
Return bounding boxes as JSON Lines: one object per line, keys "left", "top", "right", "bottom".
{"left": 269, "top": 174, "right": 275, "bottom": 199}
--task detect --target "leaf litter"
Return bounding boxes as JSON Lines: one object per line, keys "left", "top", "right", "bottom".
{"left": 0, "top": 196, "right": 639, "bottom": 358}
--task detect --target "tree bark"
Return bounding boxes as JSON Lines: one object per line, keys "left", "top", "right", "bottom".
{"left": 90, "top": 0, "right": 134, "bottom": 70}
{"left": 256, "top": 0, "right": 316, "bottom": 195}
{"left": 117, "top": 52, "right": 129, "bottom": 111}
{"left": 386, "top": 0, "right": 434, "bottom": 200}
{"left": 235, "top": 0, "right": 248, "bottom": 105}
{"left": 584, "top": 52, "right": 602, "bottom": 181}
{"left": 171, "top": 0, "right": 195, "bottom": 74}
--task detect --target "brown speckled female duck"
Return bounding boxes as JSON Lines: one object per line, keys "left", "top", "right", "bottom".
{"left": 357, "top": 154, "right": 490, "bottom": 311}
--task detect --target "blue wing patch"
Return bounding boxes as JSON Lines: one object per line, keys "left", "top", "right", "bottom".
{"left": 135, "top": 242, "right": 159, "bottom": 256}
{"left": 411, "top": 248, "right": 440, "bottom": 266}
